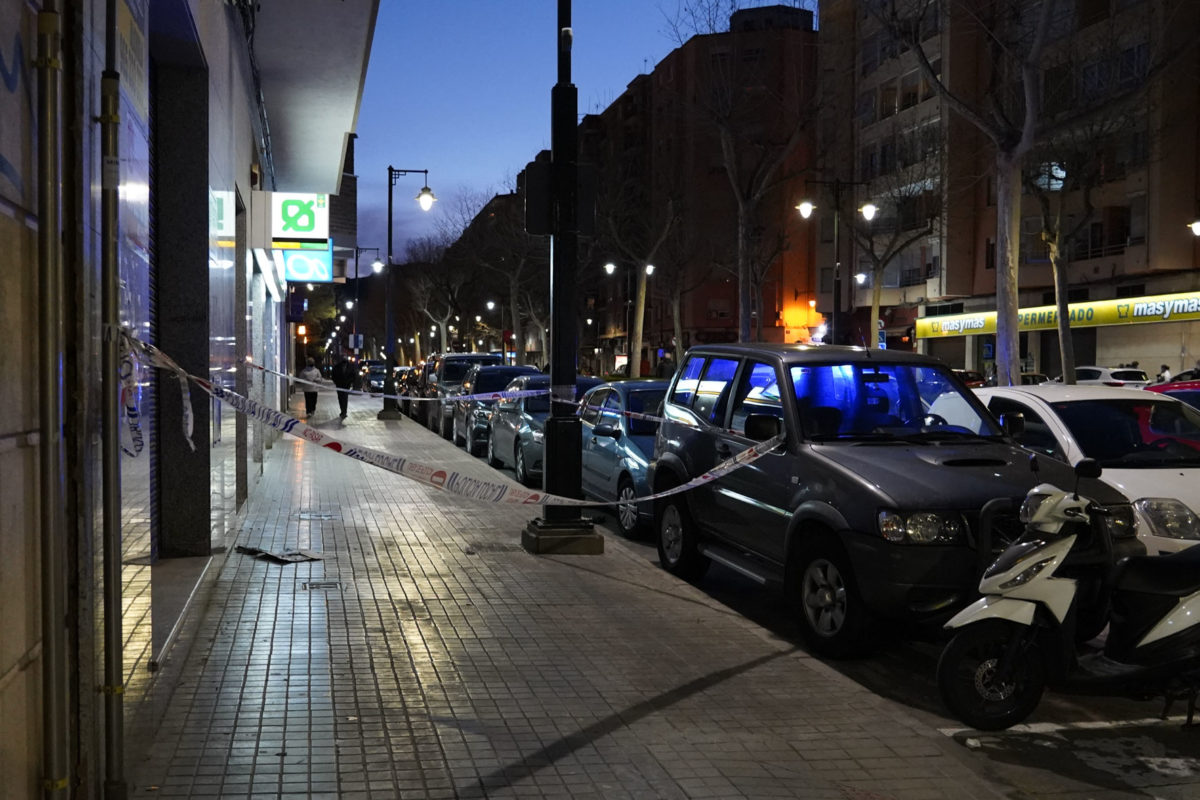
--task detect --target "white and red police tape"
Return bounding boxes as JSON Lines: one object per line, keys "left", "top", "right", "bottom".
{"left": 125, "top": 333, "right": 782, "bottom": 507}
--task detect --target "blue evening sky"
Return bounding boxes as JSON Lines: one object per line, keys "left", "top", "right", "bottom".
{"left": 351, "top": 1, "right": 686, "bottom": 273}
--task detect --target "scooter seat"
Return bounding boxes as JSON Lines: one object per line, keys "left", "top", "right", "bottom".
{"left": 1112, "top": 545, "right": 1200, "bottom": 597}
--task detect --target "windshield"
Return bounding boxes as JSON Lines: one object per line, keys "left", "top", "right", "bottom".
{"left": 789, "top": 362, "right": 1001, "bottom": 440}
{"left": 1051, "top": 398, "right": 1200, "bottom": 467}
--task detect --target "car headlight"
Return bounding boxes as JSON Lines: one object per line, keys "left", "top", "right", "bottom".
{"left": 877, "top": 510, "right": 964, "bottom": 544}
{"left": 532, "top": 430, "right": 544, "bottom": 443}
{"left": 1133, "top": 498, "right": 1200, "bottom": 540}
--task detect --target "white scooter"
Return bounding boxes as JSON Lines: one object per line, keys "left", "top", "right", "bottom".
{"left": 937, "top": 457, "right": 1200, "bottom": 731}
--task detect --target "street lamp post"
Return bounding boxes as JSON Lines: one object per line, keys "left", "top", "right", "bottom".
{"left": 350, "top": 247, "right": 383, "bottom": 354}
{"left": 386, "top": 166, "right": 437, "bottom": 360}
{"left": 797, "top": 178, "right": 870, "bottom": 345}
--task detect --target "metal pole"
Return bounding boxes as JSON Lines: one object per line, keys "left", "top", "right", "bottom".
{"left": 386, "top": 166, "right": 395, "bottom": 359}
{"left": 524, "top": 0, "right": 600, "bottom": 552}
{"left": 832, "top": 179, "right": 841, "bottom": 346}
{"left": 37, "top": 4, "right": 71, "bottom": 796}
{"left": 101, "top": 0, "right": 128, "bottom": 793}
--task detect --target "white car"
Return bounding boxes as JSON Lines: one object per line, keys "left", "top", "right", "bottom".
{"left": 1049, "top": 366, "right": 1149, "bottom": 388}
{"left": 976, "top": 384, "right": 1200, "bottom": 554}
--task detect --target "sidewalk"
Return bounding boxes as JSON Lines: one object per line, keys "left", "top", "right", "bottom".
{"left": 127, "top": 391, "right": 1006, "bottom": 800}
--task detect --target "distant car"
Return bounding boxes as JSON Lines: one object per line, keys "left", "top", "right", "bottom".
{"left": 451, "top": 364, "right": 541, "bottom": 455}
{"left": 426, "top": 352, "right": 504, "bottom": 437}
{"left": 578, "top": 379, "right": 670, "bottom": 536}
{"left": 1146, "top": 379, "right": 1200, "bottom": 411}
{"left": 1165, "top": 368, "right": 1200, "bottom": 384}
{"left": 1049, "top": 366, "right": 1149, "bottom": 388}
{"left": 365, "top": 364, "right": 390, "bottom": 392}
{"left": 1019, "top": 372, "right": 1049, "bottom": 385}
{"left": 976, "top": 383, "right": 1200, "bottom": 555}
{"left": 952, "top": 369, "right": 985, "bottom": 387}
{"left": 488, "top": 374, "right": 603, "bottom": 486}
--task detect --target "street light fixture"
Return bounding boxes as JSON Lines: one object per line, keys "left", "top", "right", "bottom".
{"left": 1190, "top": 220, "right": 1200, "bottom": 236}
{"left": 386, "top": 166, "right": 436, "bottom": 358}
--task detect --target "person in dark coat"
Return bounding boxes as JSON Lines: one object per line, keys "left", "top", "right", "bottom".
{"left": 331, "top": 356, "right": 356, "bottom": 420}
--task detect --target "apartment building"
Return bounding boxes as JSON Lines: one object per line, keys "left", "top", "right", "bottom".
{"left": 819, "top": 0, "right": 1200, "bottom": 373}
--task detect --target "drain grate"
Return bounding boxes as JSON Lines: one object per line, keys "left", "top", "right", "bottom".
{"left": 461, "top": 542, "right": 525, "bottom": 555}
{"left": 298, "top": 511, "right": 338, "bottom": 521}
{"left": 302, "top": 580, "right": 342, "bottom": 590}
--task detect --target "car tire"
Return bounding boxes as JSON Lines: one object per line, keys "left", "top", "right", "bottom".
{"left": 615, "top": 474, "right": 641, "bottom": 537}
{"left": 788, "top": 535, "right": 874, "bottom": 658}
{"left": 452, "top": 415, "right": 466, "bottom": 446}
{"left": 469, "top": 431, "right": 484, "bottom": 457}
{"left": 486, "top": 428, "right": 502, "bottom": 468}
{"left": 440, "top": 412, "right": 453, "bottom": 440}
{"left": 514, "top": 444, "right": 531, "bottom": 487}
{"left": 656, "top": 493, "right": 709, "bottom": 580}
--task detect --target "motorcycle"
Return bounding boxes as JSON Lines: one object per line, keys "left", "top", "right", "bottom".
{"left": 937, "top": 457, "right": 1200, "bottom": 731}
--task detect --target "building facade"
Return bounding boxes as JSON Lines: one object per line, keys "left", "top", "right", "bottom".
{"left": 0, "top": 0, "right": 376, "bottom": 793}
{"left": 819, "top": 0, "right": 1200, "bottom": 371}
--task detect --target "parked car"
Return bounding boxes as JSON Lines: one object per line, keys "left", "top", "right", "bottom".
{"left": 404, "top": 360, "right": 436, "bottom": 419}
{"left": 425, "top": 352, "right": 504, "bottom": 437}
{"left": 365, "top": 363, "right": 390, "bottom": 392}
{"left": 451, "top": 364, "right": 541, "bottom": 455}
{"left": 1164, "top": 368, "right": 1200, "bottom": 384}
{"left": 578, "top": 379, "right": 670, "bottom": 536}
{"left": 488, "top": 374, "right": 603, "bottom": 486}
{"left": 1050, "top": 366, "right": 1149, "bottom": 388}
{"left": 976, "top": 384, "right": 1200, "bottom": 555}
{"left": 1019, "top": 372, "right": 1049, "bottom": 385}
{"left": 1146, "top": 379, "right": 1200, "bottom": 411}
{"left": 952, "top": 368, "right": 985, "bottom": 388}
{"left": 648, "top": 343, "right": 1139, "bottom": 657}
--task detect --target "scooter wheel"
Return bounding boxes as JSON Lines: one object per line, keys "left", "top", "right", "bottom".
{"left": 937, "top": 621, "right": 1045, "bottom": 731}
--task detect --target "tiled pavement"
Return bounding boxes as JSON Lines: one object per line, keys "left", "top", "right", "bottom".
{"left": 127, "top": 392, "right": 1006, "bottom": 800}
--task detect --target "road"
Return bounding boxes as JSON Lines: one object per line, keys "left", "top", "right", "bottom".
{"left": 421, "top": 408, "right": 1200, "bottom": 799}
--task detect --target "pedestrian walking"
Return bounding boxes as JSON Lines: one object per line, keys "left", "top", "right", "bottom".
{"left": 299, "top": 357, "right": 322, "bottom": 418}
{"left": 331, "top": 356, "right": 356, "bottom": 420}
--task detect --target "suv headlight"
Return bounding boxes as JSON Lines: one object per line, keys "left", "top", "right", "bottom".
{"left": 877, "top": 510, "right": 964, "bottom": 544}
{"left": 532, "top": 430, "right": 544, "bottom": 443}
{"left": 1133, "top": 498, "right": 1200, "bottom": 540}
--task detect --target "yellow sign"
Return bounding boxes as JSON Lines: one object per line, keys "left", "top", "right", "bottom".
{"left": 916, "top": 291, "right": 1200, "bottom": 339}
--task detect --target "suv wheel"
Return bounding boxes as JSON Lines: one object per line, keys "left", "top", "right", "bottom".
{"left": 789, "top": 536, "right": 872, "bottom": 658}
{"left": 656, "top": 495, "right": 709, "bottom": 580}
{"left": 440, "top": 412, "right": 453, "bottom": 440}
{"left": 453, "top": 414, "right": 466, "bottom": 446}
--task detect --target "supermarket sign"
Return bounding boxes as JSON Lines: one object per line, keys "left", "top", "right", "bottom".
{"left": 916, "top": 291, "right": 1200, "bottom": 339}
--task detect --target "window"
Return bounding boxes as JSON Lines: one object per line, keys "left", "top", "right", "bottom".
{"left": 921, "top": 59, "right": 941, "bottom": 101}
{"left": 1128, "top": 194, "right": 1146, "bottom": 244}
{"left": 856, "top": 90, "right": 876, "bottom": 124}
{"left": 879, "top": 140, "right": 896, "bottom": 175}
{"left": 861, "top": 33, "right": 880, "bottom": 76}
{"left": 986, "top": 398, "right": 1065, "bottom": 460}
{"left": 1033, "top": 162, "right": 1067, "bottom": 191}
{"left": 900, "top": 72, "right": 920, "bottom": 109}
{"left": 581, "top": 389, "right": 608, "bottom": 424}
{"left": 730, "top": 361, "right": 783, "bottom": 436}
{"left": 879, "top": 83, "right": 898, "bottom": 119}
{"left": 985, "top": 238, "right": 996, "bottom": 270}
{"left": 670, "top": 356, "right": 706, "bottom": 407}
{"left": 693, "top": 358, "right": 739, "bottom": 425}
{"left": 627, "top": 389, "right": 666, "bottom": 436}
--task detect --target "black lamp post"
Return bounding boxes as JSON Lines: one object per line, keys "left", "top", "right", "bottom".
{"left": 386, "top": 166, "right": 436, "bottom": 358}
{"left": 797, "top": 178, "right": 871, "bottom": 345}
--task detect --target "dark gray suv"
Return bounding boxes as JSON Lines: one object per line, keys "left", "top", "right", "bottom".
{"left": 649, "top": 343, "right": 1140, "bottom": 657}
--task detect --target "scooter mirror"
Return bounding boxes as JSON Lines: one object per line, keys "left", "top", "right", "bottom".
{"left": 1074, "top": 458, "right": 1102, "bottom": 480}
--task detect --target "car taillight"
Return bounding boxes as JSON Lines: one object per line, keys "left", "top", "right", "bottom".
{"left": 1103, "top": 381, "right": 1124, "bottom": 386}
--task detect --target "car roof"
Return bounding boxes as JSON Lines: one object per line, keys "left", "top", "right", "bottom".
{"left": 681, "top": 342, "right": 941, "bottom": 366}
{"left": 587, "top": 378, "right": 671, "bottom": 394}
{"left": 976, "top": 384, "right": 1167, "bottom": 403}
{"left": 1147, "top": 380, "right": 1200, "bottom": 393}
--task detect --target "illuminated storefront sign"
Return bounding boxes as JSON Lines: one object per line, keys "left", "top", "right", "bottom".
{"left": 270, "top": 192, "right": 329, "bottom": 250}
{"left": 916, "top": 291, "right": 1200, "bottom": 339}
{"left": 281, "top": 247, "right": 334, "bottom": 282}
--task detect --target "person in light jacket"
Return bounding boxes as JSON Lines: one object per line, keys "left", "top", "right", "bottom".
{"left": 299, "top": 358, "right": 322, "bottom": 418}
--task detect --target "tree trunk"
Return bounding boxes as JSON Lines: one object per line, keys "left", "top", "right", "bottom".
{"left": 753, "top": 282, "right": 764, "bottom": 341}
{"left": 1049, "top": 240, "right": 1076, "bottom": 384}
{"left": 994, "top": 153, "right": 1022, "bottom": 385}
{"left": 508, "top": 292, "right": 523, "bottom": 365}
{"left": 737, "top": 204, "right": 752, "bottom": 343}
{"left": 414, "top": 332, "right": 423, "bottom": 364}
{"left": 870, "top": 270, "right": 883, "bottom": 349}
{"left": 630, "top": 267, "right": 647, "bottom": 378}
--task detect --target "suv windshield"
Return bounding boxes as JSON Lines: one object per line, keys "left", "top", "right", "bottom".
{"left": 789, "top": 362, "right": 1000, "bottom": 439}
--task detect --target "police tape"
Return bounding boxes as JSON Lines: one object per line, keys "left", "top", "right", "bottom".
{"left": 129, "top": 334, "right": 783, "bottom": 507}
{"left": 247, "top": 358, "right": 671, "bottom": 424}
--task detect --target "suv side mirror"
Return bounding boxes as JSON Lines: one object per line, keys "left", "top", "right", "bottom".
{"left": 744, "top": 414, "right": 782, "bottom": 442}
{"left": 999, "top": 412, "right": 1024, "bottom": 436}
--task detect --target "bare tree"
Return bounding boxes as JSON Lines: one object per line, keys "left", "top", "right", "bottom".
{"left": 848, "top": 120, "right": 942, "bottom": 347}
{"left": 876, "top": 0, "right": 1190, "bottom": 384}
